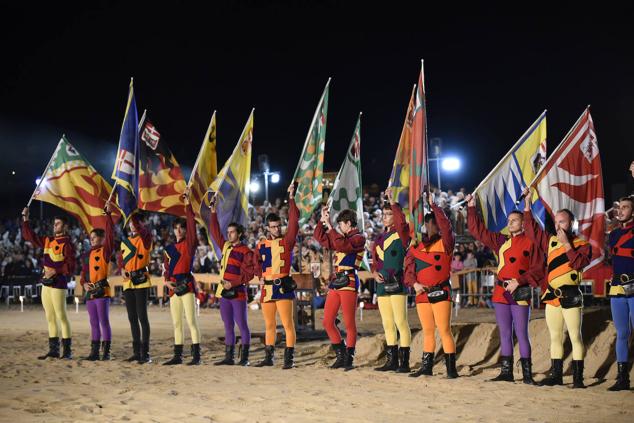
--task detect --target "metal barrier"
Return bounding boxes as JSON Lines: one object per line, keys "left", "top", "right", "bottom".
{"left": 362, "top": 267, "right": 543, "bottom": 316}
{"left": 1, "top": 275, "right": 42, "bottom": 305}
{"left": 451, "top": 268, "right": 542, "bottom": 316}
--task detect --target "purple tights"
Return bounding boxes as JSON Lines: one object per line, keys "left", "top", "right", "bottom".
{"left": 494, "top": 302, "right": 531, "bottom": 358}
{"left": 87, "top": 297, "right": 111, "bottom": 341}
{"left": 219, "top": 298, "right": 250, "bottom": 346}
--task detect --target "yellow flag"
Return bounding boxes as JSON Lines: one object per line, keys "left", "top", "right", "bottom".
{"left": 206, "top": 109, "right": 253, "bottom": 257}
{"left": 190, "top": 111, "right": 218, "bottom": 227}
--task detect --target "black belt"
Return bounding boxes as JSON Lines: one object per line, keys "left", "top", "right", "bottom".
{"left": 173, "top": 273, "right": 192, "bottom": 282}
{"left": 547, "top": 284, "right": 579, "bottom": 298}
{"left": 130, "top": 267, "right": 148, "bottom": 276}
{"left": 335, "top": 269, "right": 357, "bottom": 278}
{"left": 423, "top": 280, "right": 451, "bottom": 292}
{"left": 497, "top": 280, "right": 514, "bottom": 289}
{"left": 619, "top": 273, "right": 634, "bottom": 284}
{"left": 264, "top": 275, "right": 292, "bottom": 286}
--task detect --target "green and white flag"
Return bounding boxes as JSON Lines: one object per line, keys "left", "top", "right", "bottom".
{"left": 328, "top": 114, "right": 369, "bottom": 270}
{"left": 293, "top": 78, "right": 329, "bottom": 223}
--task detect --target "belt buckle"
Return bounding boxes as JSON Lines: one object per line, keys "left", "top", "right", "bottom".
{"left": 620, "top": 274, "right": 633, "bottom": 284}
{"left": 502, "top": 280, "right": 509, "bottom": 289}
{"left": 553, "top": 287, "right": 563, "bottom": 298}
{"left": 273, "top": 278, "right": 282, "bottom": 286}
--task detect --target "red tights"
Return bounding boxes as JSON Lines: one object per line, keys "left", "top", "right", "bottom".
{"left": 323, "top": 289, "right": 357, "bottom": 347}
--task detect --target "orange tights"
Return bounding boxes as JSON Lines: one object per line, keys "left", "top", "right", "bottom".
{"left": 416, "top": 301, "right": 455, "bottom": 353}
{"left": 262, "top": 299, "right": 296, "bottom": 347}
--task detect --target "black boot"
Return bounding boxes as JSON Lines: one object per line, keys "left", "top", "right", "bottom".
{"left": 60, "top": 338, "right": 73, "bottom": 360}
{"left": 255, "top": 345, "right": 275, "bottom": 367}
{"left": 101, "top": 341, "right": 111, "bottom": 361}
{"left": 330, "top": 341, "right": 346, "bottom": 369}
{"left": 520, "top": 358, "right": 536, "bottom": 385}
{"left": 540, "top": 359, "right": 563, "bottom": 386}
{"left": 38, "top": 337, "right": 60, "bottom": 360}
{"left": 608, "top": 362, "right": 630, "bottom": 391}
{"left": 343, "top": 347, "right": 356, "bottom": 371}
{"left": 126, "top": 341, "right": 140, "bottom": 362}
{"left": 138, "top": 342, "right": 152, "bottom": 364}
{"left": 572, "top": 360, "right": 586, "bottom": 389}
{"left": 396, "top": 347, "right": 411, "bottom": 373}
{"left": 85, "top": 340, "right": 100, "bottom": 361}
{"left": 163, "top": 345, "right": 183, "bottom": 365}
{"left": 282, "top": 347, "right": 295, "bottom": 369}
{"left": 214, "top": 345, "right": 235, "bottom": 365}
{"left": 187, "top": 344, "right": 201, "bottom": 365}
{"left": 445, "top": 353, "right": 458, "bottom": 379}
{"left": 410, "top": 352, "right": 434, "bottom": 377}
{"left": 238, "top": 344, "right": 250, "bottom": 366}
{"left": 374, "top": 345, "right": 399, "bottom": 372}
{"left": 488, "top": 356, "right": 514, "bottom": 382}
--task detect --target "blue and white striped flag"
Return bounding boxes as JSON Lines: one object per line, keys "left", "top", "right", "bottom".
{"left": 476, "top": 111, "right": 547, "bottom": 232}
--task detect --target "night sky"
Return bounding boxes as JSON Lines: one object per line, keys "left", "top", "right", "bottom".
{"left": 1, "top": 2, "right": 633, "bottom": 218}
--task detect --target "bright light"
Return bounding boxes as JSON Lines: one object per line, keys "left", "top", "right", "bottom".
{"left": 270, "top": 173, "right": 280, "bottom": 184}
{"left": 249, "top": 180, "right": 261, "bottom": 193}
{"left": 35, "top": 178, "right": 42, "bottom": 186}
{"left": 441, "top": 157, "right": 461, "bottom": 172}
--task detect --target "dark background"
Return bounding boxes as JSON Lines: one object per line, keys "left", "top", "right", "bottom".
{"left": 1, "top": 2, "right": 633, "bottom": 218}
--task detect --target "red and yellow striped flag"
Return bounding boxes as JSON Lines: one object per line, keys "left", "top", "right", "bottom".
{"left": 137, "top": 113, "right": 187, "bottom": 217}
{"left": 33, "top": 136, "right": 121, "bottom": 232}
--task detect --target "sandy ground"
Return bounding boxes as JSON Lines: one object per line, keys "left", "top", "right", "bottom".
{"left": 0, "top": 303, "right": 632, "bottom": 423}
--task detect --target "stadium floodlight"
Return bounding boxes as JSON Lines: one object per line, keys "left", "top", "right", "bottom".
{"left": 441, "top": 157, "right": 461, "bottom": 172}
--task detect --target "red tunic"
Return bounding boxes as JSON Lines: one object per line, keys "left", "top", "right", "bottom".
{"left": 467, "top": 206, "right": 544, "bottom": 304}
{"left": 313, "top": 223, "right": 366, "bottom": 291}
{"left": 163, "top": 204, "right": 198, "bottom": 297}
{"left": 404, "top": 204, "right": 454, "bottom": 303}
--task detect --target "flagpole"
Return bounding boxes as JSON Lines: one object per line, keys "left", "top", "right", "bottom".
{"left": 138, "top": 109, "right": 147, "bottom": 131}
{"left": 515, "top": 107, "right": 588, "bottom": 205}
{"left": 188, "top": 111, "right": 216, "bottom": 188}
{"left": 421, "top": 60, "right": 431, "bottom": 198}
{"left": 27, "top": 138, "right": 64, "bottom": 208}
{"left": 293, "top": 78, "right": 330, "bottom": 178}
{"left": 451, "top": 109, "right": 548, "bottom": 209}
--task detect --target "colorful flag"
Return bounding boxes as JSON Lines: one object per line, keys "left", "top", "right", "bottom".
{"left": 410, "top": 61, "right": 429, "bottom": 237}
{"left": 137, "top": 112, "right": 187, "bottom": 217}
{"left": 387, "top": 84, "right": 416, "bottom": 216}
{"left": 111, "top": 79, "right": 139, "bottom": 222}
{"left": 476, "top": 111, "right": 547, "bottom": 233}
{"left": 328, "top": 114, "right": 369, "bottom": 269}
{"left": 190, "top": 111, "right": 218, "bottom": 230}
{"left": 33, "top": 136, "right": 121, "bottom": 232}
{"left": 207, "top": 109, "right": 253, "bottom": 257}
{"left": 534, "top": 107, "right": 605, "bottom": 269}
{"left": 293, "top": 79, "right": 329, "bottom": 223}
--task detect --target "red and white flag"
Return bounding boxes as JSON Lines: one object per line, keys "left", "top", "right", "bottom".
{"left": 141, "top": 121, "right": 161, "bottom": 150}
{"left": 535, "top": 107, "right": 605, "bottom": 269}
